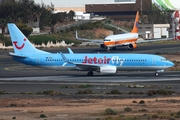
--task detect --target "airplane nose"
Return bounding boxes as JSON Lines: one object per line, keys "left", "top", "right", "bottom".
{"left": 168, "top": 61, "right": 174, "bottom": 67}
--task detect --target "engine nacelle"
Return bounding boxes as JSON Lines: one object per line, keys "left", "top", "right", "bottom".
{"left": 128, "top": 43, "right": 137, "bottom": 49}
{"left": 100, "top": 44, "right": 105, "bottom": 48}
{"left": 99, "top": 66, "right": 117, "bottom": 74}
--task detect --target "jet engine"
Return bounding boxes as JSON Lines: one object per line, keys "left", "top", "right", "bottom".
{"left": 100, "top": 44, "right": 105, "bottom": 48}
{"left": 99, "top": 66, "right": 117, "bottom": 74}
{"left": 128, "top": 43, "right": 137, "bottom": 50}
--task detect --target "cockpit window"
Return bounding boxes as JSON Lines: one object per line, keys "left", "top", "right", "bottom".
{"left": 161, "top": 59, "right": 167, "bottom": 61}
{"left": 104, "top": 39, "right": 111, "bottom": 41}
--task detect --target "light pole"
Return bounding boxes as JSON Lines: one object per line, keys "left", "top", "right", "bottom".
{"left": 141, "top": 0, "right": 142, "bottom": 14}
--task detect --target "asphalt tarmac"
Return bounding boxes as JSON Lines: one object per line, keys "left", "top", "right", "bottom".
{"left": 0, "top": 43, "right": 180, "bottom": 93}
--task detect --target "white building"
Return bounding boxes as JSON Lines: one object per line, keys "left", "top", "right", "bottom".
{"left": 138, "top": 24, "right": 170, "bottom": 39}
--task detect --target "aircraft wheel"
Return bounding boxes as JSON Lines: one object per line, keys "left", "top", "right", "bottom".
{"left": 107, "top": 48, "right": 111, "bottom": 51}
{"left": 155, "top": 72, "right": 159, "bottom": 76}
{"left": 87, "top": 71, "right": 93, "bottom": 76}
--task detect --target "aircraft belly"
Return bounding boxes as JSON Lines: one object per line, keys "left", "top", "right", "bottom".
{"left": 41, "top": 66, "right": 76, "bottom": 71}
{"left": 117, "top": 66, "right": 167, "bottom": 71}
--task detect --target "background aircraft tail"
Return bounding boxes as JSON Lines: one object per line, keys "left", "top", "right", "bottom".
{"left": 131, "top": 11, "right": 139, "bottom": 33}
{"left": 8, "top": 23, "right": 49, "bottom": 55}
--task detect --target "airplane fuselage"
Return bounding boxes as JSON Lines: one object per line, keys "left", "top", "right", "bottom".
{"left": 13, "top": 53, "right": 173, "bottom": 72}
{"left": 103, "top": 33, "right": 138, "bottom": 47}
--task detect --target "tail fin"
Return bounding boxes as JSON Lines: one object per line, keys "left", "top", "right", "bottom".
{"left": 131, "top": 11, "right": 139, "bottom": 33}
{"left": 8, "top": 23, "right": 49, "bottom": 55}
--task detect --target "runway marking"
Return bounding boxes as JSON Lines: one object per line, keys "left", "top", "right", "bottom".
{"left": 4, "top": 68, "right": 9, "bottom": 70}
{"left": 0, "top": 75, "right": 180, "bottom": 83}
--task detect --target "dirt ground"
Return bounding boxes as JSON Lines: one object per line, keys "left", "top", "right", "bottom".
{"left": 0, "top": 95, "right": 180, "bottom": 120}
{"left": 0, "top": 50, "right": 180, "bottom": 120}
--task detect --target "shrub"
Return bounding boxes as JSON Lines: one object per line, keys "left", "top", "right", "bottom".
{"left": 39, "top": 114, "right": 47, "bottom": 118}
{"left": 124, "top": 107, "right": 132, "bottom": 112}
{"left": 177, "top": 111, "right": 180, "bottom": 117}
{"left": 60, "top": 85, "right": 68, "bottom": 88}
{"left": 139, "top": 109, "right": 148, "bottom": 112}
{"left": 128, "top": 91, "right": 138, "bottom": 94}
{"left": 43, "top": 90, "right": 54, "bottom": 95}
{"left": 147, "top": 90, "right": 156, "bottom": 96}
{"left": 139, "top": 100, "right": 145, "bottom": 104}
{"left": 96, "top": 118, "right": 101, "bottom": 120}
{"left": 104, "top": 108, "right": 117, "bottom": 115}
{"left": 10, "top": 103, "right": 17, "bottom": 107}
{"left": 36, "top": 92, "right": 42, "bottom": 94}
{"left": 4, "top": 40, "right": 12, "bottom": 47}
{"left": 110, "top": 89, "right": 121, "bottom": 94}
{"left": 84, "top": 89, "right": 93, "bottom": 94}
{"left": 77, "top": 90, "right": 84, "bottom": 94}
{"left": 132, "top": 100, "right": 137, "bottom": 103}
{"left": 65, "top": 28, "right": 71, "bottom": 33}
{"left": 77, "top": 89, "right": 93, "bottom": 94}
{"left": 156, "top": 89, "right": 174, "bottom": 95}
{"left": 42, "top": 90, "right": 60, "bottom": 96}
{"left": 0, "top": 90, "right": 6, "bottom": 94}
{"left": 152, "top": 114, "right": 158, "bottom": 118}
{"left": 12, "top": 117, "right": 16, "bottom": 119}
{"left": 78, "top": 84, "right": 93, "bottom": 88}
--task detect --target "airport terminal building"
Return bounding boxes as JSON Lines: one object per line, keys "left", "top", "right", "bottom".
{"left": 85, "top": 0, "right": 152, "bottom": 21}
{"left": 51, "top": 0, "right": 152, "bottom": 21}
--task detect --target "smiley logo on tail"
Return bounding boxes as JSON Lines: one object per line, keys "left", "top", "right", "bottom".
{"left": 13, "top": 38, "right": 26, "bottom": 50}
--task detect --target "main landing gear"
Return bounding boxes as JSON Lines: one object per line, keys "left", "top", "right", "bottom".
{"left": 155, "top": 70, "right": 164, "bottom": 76}
{"left": 107, "top": 47, "right": 111, "bottom": 51}
{"left": 107, "top": 47, "right": 116, "bottom": 51}
{"left": 128, "top": 48, "right": 133, "bottom": 50}
{"left": 87, "top": 71, "right": 93, "bottom": 76}
{"left": 155, "top": 72, "right": 159, "bottom": 76}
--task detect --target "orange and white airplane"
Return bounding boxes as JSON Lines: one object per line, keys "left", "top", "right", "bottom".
{"left": 76, "top": 11, "right": 139, "bottom": 51}
{"left": 76, "top": 11, "right": 172, "bottom": 51}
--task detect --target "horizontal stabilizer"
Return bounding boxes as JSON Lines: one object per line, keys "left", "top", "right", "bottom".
{"left": 68, "top": 48, "right": 74, "bottom": 54}
{"left": 9, "top": 52, "right": 26, "bottom": 58}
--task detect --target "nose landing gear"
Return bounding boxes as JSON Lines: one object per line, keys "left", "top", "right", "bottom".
{"left": 155, "top": 72, "right": 159, "bottom": 76}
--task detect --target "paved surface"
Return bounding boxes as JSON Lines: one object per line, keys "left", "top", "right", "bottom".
{"left": 0, "top": 43, "right": 180, "bottom": 93}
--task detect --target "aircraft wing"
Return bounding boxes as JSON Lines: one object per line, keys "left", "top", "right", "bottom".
{"left": 75, "top": 63, "right": 102, "bottom": 71}
{"left": 60, "top": 51, "right": 101, "bottom": 71}
{"left": 136, "top": 38, "right": 173, "bottom": 44}
{"left": 76, "top": 31, "right": 103, "bottom": 43}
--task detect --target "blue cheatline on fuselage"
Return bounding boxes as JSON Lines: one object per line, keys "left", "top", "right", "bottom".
{"left": 8, "top": 23, "right": 174, "bottom": 76}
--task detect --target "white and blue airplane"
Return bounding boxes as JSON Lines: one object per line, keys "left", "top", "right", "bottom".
{"left": 8, "top": 23, "right": 174, "bottom": 76}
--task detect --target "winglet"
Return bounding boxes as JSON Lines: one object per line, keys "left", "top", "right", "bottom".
{"left": 68, "top": 47, "right": 74, "bottom": 54}
{"left": 131, "top": 11, "right": 139, "bottom": 33}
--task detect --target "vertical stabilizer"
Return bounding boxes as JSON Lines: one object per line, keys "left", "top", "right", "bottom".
{"left": 8, "top": 23, "right": 49, "bottom": 55}
{"left": 131, "top": 11, "right": 139, "bottom": 33}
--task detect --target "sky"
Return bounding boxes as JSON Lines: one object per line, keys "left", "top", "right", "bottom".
{"left": 34, "top": 0, "right": 138, "bottom": 7}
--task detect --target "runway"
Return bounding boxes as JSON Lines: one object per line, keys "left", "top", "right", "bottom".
{"left": 0, "top": 71, "right": 180, "bottom": 82}
{"left": 0, "top": 43, "right": 180, "bottom": 94}
{"left": 0, "top": 71, "right": 180, "bottom": 93}
{"left": 0, "top": 43, "right": 180, "bottom": 79}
